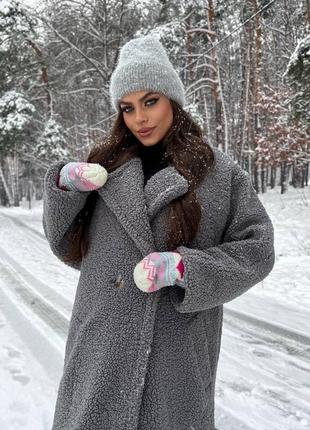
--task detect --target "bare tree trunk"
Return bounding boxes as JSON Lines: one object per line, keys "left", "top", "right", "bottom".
{"left": 281, "top": 161, "right": 288, "bottom": 194}
{"left": 0, "top": 159, "right": 13, "bottom": 206}
{"left": 254, "top": 163, "right": 259, "bottom": 193}
{"left": 185, "top": 13, "right": 194, "bottom": 84}
{"left": 241, "top": 42, "right": 251, "bottom": 164}
{"left": 248, "top": 31, "right": 256, "bottom": 151}
{"left": 203, "top": 94, "right": 211, "bottom": 143}
{"left": 216, "top": 59, "right": 229, "bottom": 154}
{"left": 261, "top": 162, "right": 267, "bottom": 193}
{"left": 25, "top": 38, "right": 53, "bottom": 115}
{"left": 6, "top": 153, "right": 20, "bottom": 207}
{"left": 236, "top": 34, "right": 245, "bottom": 163}
{"left": 251, "top": 0, "right": 262, "bottom": 136}
{"left": 306, "top": 0, "right": 310, "bottom": 26}
{"left": 270, "top": 165, "right": 276, "bottom": 189}
{"left": 207, "top": 0, "right": 225, "bottom": 151}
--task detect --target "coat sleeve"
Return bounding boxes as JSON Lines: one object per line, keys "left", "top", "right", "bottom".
{"left": 42, "top": 160, "right": 92, "bottom": 270}
{"left": 169, "top": 163, "right": 275, "bottom": 313}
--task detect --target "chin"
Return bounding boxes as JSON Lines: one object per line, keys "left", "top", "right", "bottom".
{"left": 137, "top": 137, "right": 161, "bottom": 146}
{"left": 142, "top": 141, "right": 160, "bottom": 146}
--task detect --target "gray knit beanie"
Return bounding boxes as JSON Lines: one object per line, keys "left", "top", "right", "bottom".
{"left": 109, "top": 35, "right": 186, "bottom": 112}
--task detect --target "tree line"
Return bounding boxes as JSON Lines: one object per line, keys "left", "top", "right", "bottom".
{"left": 0, "top": 0, "right": 309, "bottom": 207}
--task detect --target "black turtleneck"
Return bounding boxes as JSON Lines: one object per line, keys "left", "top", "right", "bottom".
{"left": 138, "top": 141, "right": 168, "bottom": 186}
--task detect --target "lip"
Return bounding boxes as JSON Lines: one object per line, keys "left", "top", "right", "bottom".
{"left": 138, "top": 127, "right": 155, "bottom": 137}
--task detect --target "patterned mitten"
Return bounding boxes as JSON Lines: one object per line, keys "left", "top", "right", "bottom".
{"left": 133, "top": 251, "right": 185, "bottom": 293}
{"left": 57, "top": 162, "right": 108, "bottom": 192}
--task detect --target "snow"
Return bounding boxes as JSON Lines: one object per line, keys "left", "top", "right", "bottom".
{"left": 0, "top": 91, "right": 35, "bottom": 135}
{"left": 0, "top": 184, "right": 310, "bottom": 429}
{"left": 0, "top": 0, "right": 33, "bottom": 33}
{"left": 36, "top": 118, "right": 69, "bottom": 160}
{"left": 283, "top": 34, "right": 310, "bottom": 77}
{"left": 10, "top": 0, "right": 42, "bottom": 9}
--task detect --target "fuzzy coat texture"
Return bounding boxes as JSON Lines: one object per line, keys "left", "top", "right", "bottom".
{"left": 42, "top": 146, "right": 275, "bottom": 430}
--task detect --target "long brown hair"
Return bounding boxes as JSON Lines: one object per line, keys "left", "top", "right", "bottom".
{"left": 63, "top": 100, "right": 215, "bottom": 263}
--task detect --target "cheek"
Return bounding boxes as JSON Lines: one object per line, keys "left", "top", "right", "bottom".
{"left": 123, "top": 116, "right": 134, "bottom": 132}
{"left": 157, "top": 104, "right": 173, "bottom": 128}
{"left": 123, "top": 116, "right": 129, "bottom": 128}
{"left": 167, "top": 109, "right": 173, "bottom": 127}
{"left": 164, "top": 107, "right": 173, "bottom": 129}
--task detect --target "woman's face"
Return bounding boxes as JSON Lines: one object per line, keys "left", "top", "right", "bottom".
{"left": 119, "top": 90, "right": 173, "bottom": 146}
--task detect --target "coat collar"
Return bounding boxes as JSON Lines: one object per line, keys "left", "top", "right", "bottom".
{"left": 97, "top": 156, "right": 188, "bottom": 256}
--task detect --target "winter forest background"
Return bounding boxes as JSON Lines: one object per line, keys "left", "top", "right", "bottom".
{"left": 0, "top": 0, "right": 309, "bottom": 208}
{"left": 1, "top": 1, "right": 310, "bottom": 428}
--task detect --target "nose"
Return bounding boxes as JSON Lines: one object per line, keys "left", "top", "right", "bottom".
{"left": 134, "top": 106, "right": 148, "bottom": 123}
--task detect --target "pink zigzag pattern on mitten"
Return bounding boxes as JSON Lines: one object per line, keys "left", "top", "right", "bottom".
{"left": 59, "top": 163, "right": 89, "bottom": 191}
{"left": 133, "top": 252, "right": 185, "bottom": 293}
{"left": 75, "top": 164, "right": 96, "bottom": 190}
{"left": 144, "top": 253, "right": 173, "bottom": 292}
{"left": 141, "top": 256, "right": 157, "bottom": 292}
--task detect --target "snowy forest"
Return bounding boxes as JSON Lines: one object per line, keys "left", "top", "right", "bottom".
{"left": 0, "top": 0, "right": 309, "bottom": 207}
{"left": 1, "top": 2, "right": 310, "bottom": 428}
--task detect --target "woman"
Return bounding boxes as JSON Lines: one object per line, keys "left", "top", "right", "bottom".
{"left": 43, "top": 35, "right": 275, "bottom": 430}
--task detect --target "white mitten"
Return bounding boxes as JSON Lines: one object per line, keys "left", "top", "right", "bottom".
{"left": 58, "top": 162, "right": 108, "bottom": 192}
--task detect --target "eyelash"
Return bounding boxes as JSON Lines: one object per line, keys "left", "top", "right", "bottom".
{"left": 121, "top": 98, "right": 159, "bottom": 113}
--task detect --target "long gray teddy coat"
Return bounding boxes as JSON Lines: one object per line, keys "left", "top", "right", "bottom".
{"left": 42, "top": 146, "right": 275, "bottom": 430}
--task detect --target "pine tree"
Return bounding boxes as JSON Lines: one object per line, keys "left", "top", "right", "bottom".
{"left": 35, "top": 117, "right": 70, "bottom": 162}
{"left": 284, "top": 34, "right": 310, "bottom": 133}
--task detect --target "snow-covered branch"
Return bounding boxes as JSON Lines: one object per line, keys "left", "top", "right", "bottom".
{"left": 185, "top": 27, "right": 216, "bottom": 36}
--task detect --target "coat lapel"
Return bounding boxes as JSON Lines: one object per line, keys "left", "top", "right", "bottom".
{"left": 144, "top": 164, "right": 189, "bottom": 221}
{"left": 97, "top": 156, "right": 189, "bottom": 256}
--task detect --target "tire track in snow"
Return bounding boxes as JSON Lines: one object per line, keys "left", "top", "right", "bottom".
{"left": 219, "top": 306, "right": 310, "bottom": 429}
{"left": 224, "top": 306, "right": 310, "bottom": 348}
{"left": 215, "top": 404, "right": 257, "bottom": 430}
{"left": 0, "top": 212, "right": 77, "bottom": 306}
{"left": 221, "top": 324, "right": 310, "bottom": 407}
{"left": 0, "top": 274, "right": 65, "bottom": 382}
{"left": 0, "top": 211, "right": 46, "bottom": 241}
{"left": 218, "top": 332, "right": 310, "bottom": 428}
{"left": 0, "top": 212, "right": 49, "bottom": 264}
{"left": 0, "top": 252, "right": 69, "bottom": 340}
{"left": 0, "top": 244, "right": 72, "bottom": 319}
{"left": 223, "top": 310, "right": 310, "bottom": 369}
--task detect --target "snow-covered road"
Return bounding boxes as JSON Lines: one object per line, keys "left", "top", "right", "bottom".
{"left": 0, "top": 186, "right": 309, "bottom": 429}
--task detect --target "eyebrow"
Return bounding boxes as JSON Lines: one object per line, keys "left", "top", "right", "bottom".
{"left": 119, "top": 92, "right": 158, "bottom": 106}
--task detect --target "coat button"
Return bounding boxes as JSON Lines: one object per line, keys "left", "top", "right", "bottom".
{"left": 115, "top": 274, "right": 124, "bottom": 288}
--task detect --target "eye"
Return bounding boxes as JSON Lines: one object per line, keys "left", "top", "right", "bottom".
{"left": 121, "top": 98, "right": 159, "bottom": 113}
{"left": 145, "top": 98, "right": 159, "bottom": 106}
{"left": 121, "top": 106, "right": 132, "bottom": 113}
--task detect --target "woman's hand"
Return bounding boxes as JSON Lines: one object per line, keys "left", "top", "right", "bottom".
{"left": 133, "top": 251, "right": 185, "bottom": 293}
{"left": 57, "top": 162, "right": 108, "bottom": 192}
